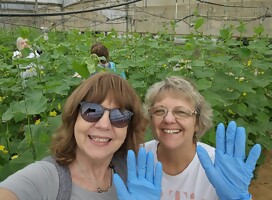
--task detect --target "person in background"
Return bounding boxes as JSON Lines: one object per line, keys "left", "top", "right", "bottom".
{"left": 0, "top": 72, "right": 162, "bottom": 200}
{"left": 92, "top": 42, "right": 127, "bottom": 78}
{"left": 144, "top": 76, "right": 261, "bottom": 200}
{"left": 12, "top": 37, "right": 43, "bottom": 79}
{"left": 74, "top": 42, "right": 126, "bottom": 79}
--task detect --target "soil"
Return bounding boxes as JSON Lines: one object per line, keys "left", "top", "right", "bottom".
{"left": 249, "top": 150, "right": 272, "bottom": 200}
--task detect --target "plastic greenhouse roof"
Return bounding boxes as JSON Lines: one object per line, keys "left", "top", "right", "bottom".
{"left": 1, "top": 0, "right": 80, "bottom": 7}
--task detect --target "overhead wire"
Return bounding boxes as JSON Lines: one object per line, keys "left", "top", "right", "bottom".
{"left": 0, "top": 0, "right": 142, "bottom": 17}
{"left": 0, "top": 0, "right": 271, "bottom": 32}
{"left": 196, "top": 0, "right": 260, "bottom": 9}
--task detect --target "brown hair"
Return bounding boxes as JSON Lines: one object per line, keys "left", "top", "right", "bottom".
{"left": 50, "top": 72, "right": 148, "bottom": 165}
{"left": 90, "top": 42, "right": 109, "bottom": 64}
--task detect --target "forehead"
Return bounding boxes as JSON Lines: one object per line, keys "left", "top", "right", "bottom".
{"left": 101, "top": 94, "right": 119, "bottom": 106}
{"left": 85, "top": 92, "right": 121, "bottom": 108}
{"left": 155, "top": 89, "right": 190, "bottom": 102}
{"left": 154, "top": 90, "right": 194, "bottom": 107}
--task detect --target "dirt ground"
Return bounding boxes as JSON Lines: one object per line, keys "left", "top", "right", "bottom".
{"left": 249, "top": 150, "right": 272, "bottom": 200}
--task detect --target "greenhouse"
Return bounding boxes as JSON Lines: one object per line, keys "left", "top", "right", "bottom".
{"left": 0, "top": 0, "right": 271, "bottom": 36}
{"left": 0, "top": 1, "right": 271, "bottom": 200}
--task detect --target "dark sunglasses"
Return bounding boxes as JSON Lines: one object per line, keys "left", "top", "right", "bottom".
{"left": 79, "top": 102, "right": 133, "bottom": 128}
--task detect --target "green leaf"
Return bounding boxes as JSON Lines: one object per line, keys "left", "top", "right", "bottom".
{"left": 244, "top": 90, "right": 268, "bottom": 109}
{"left": 229, "top": 103, "right": 248, "bottom": 116}
{"left": 238, "top": 47, "right": 251, "bottom": 58}
{"left": 167, "top": 55, "right": 183, "bottom": 62}
{"left": 256, "top": 135, "right": 272, "bottom": 149}
{"left": 194, "top": 18, "right": 205, "bottom": 30}
{"left": 197, "top": 79, "right": 212, "bottom": 90}
{"left": 192, "top": 60, "right": 205, "bottom": 67}
{"left": 220, "top": 28, "right": 231, "bottom": 39}
{"left": 2, "top": 106, "right": 13, "bottom": 121}
{"left": 201, "top": 90, "right": 227, "bottom": 106}
{"left": 254, "top": 25, "right": 264, "bottom": 35}
{"left": 45, "top": 81, "right": 70, "bottom": 96}
{"left": 47, "top": 115, "right": 61, "bottom": 130}
{"left": 72, "top": 60, "right": 89, "bottom": 79}
{"left": 11, "top": 91, "right": 47, "bottom": 115}
{"left": 9, "top": 150, "right": 35, "bottom": 164}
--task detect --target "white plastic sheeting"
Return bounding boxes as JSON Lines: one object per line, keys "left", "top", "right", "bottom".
{"left": 2, "top": 0, "right": 62, "bottom": 5}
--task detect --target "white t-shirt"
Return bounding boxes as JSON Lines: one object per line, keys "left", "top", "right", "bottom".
{"left": 12, "top": 50, "right": 43, "bottom": 79}
{"left": 145, "top": 140, "right": 218, "bottom": 200}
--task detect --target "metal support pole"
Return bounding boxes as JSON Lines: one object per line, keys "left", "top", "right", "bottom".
{"left": 34, "top": 0, "right": 38, "bottom": 27}
{"left": 126, "top": 1, "right": 129, "bottom": 33}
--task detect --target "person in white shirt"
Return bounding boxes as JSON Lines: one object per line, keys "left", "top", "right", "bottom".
{"left": 12, "top": 37, "right": 43, "bottom": 79}
{"left": 144, "top": 76, "right": 261, "bottom": 200}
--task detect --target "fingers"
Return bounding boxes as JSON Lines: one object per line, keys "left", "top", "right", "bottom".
{"left": 226, "top": 121, "right": 237, "bottom": 156}
{"left": 216, "top": 123, "right": 226, "bottom": 153}
{"left": 154, "top": 162, "right": 163, "bottom": 189}
{"left": 197, "top": 145, "right": 214, "bottom": 170}
{"left": 234, "top": 127, "right": 246, "bottom": 159}
{"left": 137, "top": 147, "right": 147, "bottom": 179}
{"left": 113, "top": 173, "right": 130, "bottom": 199}
{"left": 146, "top": 151, "right": 154, "bottom": 182}
{"left": 197, "top": 145, "right": 218, "bottom": 186}
{"left": 128, "top": 148, "right": 159, "bottom": 184}
{"left": 246, "top": 144, "right": 261, "bottom": 171}
{"left": 127, "top": 149, "right": 137, "bottom": 182}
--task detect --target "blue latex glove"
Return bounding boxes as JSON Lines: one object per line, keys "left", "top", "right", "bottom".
{"left": 113, "top": 147, "right": 162, "bottom": 200}
{"left": 197, "top": 121, "right": 261, "bottom": 200}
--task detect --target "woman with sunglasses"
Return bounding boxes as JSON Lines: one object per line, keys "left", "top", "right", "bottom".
{"left": 0, "top": 72, "right": 162, "bottom": 200}
{"left": 144, "top": 76, "right": 261, "bottom": 200}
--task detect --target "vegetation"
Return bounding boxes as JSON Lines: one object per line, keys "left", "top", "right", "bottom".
{"left": 0, "top": 20, "right": 271, "bottom": 180}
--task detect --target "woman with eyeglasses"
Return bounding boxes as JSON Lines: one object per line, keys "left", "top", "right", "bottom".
{"left": 144, "top": 76, "right": 261, "bottom": 200}
{"left": 0, "top": 72, "right": 162, "bottom": 200}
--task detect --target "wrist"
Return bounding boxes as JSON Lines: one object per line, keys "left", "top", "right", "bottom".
{"left": 219, "top": 193, "right": 251, "bottom": 200}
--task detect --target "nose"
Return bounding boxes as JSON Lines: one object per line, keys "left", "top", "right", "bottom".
{"left": 163, "top": 111, "right": 176, "bottom": 124}
{"left": 94, "top": 111, "right": 111, "bottom": 129}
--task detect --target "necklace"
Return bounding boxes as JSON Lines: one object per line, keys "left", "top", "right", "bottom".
{"left": 76, "top": 159, "right": 112, "bottom": 193}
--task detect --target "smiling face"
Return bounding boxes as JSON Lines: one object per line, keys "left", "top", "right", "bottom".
{"left": 150, "top": 92, "right": 198, "bottom": 151}
{"left": 74, "top": 97, "right": 128, "bottom": 161}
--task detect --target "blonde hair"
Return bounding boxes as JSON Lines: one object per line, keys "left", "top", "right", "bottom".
{"left": 144, "top": 76, "right": 213, "bottom": 141}
{"left": 16, "top": 37, "right": 28, "bottom": 51}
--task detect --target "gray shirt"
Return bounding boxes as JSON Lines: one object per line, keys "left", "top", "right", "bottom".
{"left": 0, "top": 160, "right": 119, "bottom": 200}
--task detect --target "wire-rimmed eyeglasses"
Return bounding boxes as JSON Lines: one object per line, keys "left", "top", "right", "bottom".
{"left": 148, "top": 106, "right": 198, "bottom": 119}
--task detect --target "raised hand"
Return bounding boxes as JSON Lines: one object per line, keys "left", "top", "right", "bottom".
{"left": 197, "top": 121, "right": 261, "bottom": 200}
{"left": 113, "top": 147, "right": 162, "bottom": 200}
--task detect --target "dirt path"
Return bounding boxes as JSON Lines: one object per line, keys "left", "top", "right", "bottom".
{"left": 249, "top": 150, "right": 272, "bottom": 200}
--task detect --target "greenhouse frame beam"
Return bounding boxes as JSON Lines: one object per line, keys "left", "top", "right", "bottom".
{"left": 1, "top": 1, "right": 62, "bottom": 6}
{"left": 0, "top": 0, "right": 141, "bottom": 17}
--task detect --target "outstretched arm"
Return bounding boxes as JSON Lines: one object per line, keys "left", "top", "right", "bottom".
{"left": 197, "top": 121, "right": 261, "bottom": 200}
{"left": 0, "top": 188, "right": 18, "bottom": 200}
{"left": 113, "top": 147, "right": 162, "bottom": 200}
